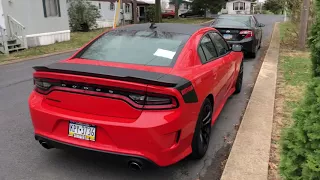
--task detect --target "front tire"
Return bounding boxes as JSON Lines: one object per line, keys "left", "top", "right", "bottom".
{"left": 234, "top": 61, "right": 243, "bottom": 94}
{"left": 191, "top": 98, "right": 213, "bottom": 159}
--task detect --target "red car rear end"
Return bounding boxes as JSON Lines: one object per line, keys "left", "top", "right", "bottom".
{"left": 29, "top": 23, "right": 243, "bottom": 169}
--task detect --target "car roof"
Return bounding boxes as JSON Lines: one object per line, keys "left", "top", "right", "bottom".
{"left": 115, "top": 23, "right": 205, "bottom": 35}
{"left": 218, "top": 14, "right": 253, "bottom": 18}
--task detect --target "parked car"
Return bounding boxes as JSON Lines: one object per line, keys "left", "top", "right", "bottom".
{"left": 29, "top": 23, "right": 243, "bottom": 169}
{"left": 162, "top": 10, "right": 175, "bottom": 18}
{"left": 210, "top": 14, "right": 265, "bottom": 58}
{"left": 179, "top": 10, "right": 205, "bottom": 18}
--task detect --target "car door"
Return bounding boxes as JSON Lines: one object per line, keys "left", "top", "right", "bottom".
{"left": 209, "top": 32, "right": 234, "bottom": 98}
{"left": 252, "top": 16, "right": 262, "bottom": 47}
{"left": 197, "top": 33, "right": 226, "bottom": 108}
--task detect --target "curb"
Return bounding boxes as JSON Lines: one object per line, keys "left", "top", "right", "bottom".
{"left": 220, "top": 22, "right": 280, "bottom": 180}
{"left": 198, "top": 19, "right": 214, "bottom": 25}
{"left": 0, "top": 49, "right": 78, "bottom": 66}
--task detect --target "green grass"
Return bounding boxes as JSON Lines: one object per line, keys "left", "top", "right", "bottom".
{"left": 280, "top": 54, "right": 311, "bottom": 86}
{"left": 0, "top": 28, "right": 108, "bottom": 63}
{"left": 162, "top": 17, "right": 212, "bottom": 24}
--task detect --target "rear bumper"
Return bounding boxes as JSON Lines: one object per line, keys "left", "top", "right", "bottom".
{"left": 35, "top": 134, "right": 157, "bottom": 166}
{"left": 227, "top": 37, "right": 255, "bottom": 53}
{"left": 29, "top": 91, "right": 199, "bottom": 167}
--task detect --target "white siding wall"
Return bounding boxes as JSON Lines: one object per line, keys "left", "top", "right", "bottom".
{"left": 90, "top": 1, "right": 132, "bottom": 28}
{"left": 226, "top": 1, "right": 251, "bottom": 14}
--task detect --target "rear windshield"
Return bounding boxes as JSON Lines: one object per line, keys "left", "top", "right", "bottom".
{"left": 77, "top": 29, "right": 190, "bottom": 67}
{"left": 212, "top": 16, "right": 251, "bottom": 27}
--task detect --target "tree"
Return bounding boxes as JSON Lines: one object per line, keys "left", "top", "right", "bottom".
{"left": 68, "top": 0, "right": 101, "bottom": 32}
{"left": 280, "top": 0, "right": 320, "bottom": 179}
{"left": 155, "top": 0, "right": 161, "bottom": 22}
{"left": 309, "top": 0, "right": 320, "bottom": 76}
{"left": 263, "top": 0, "right": 285, "bottom": 14}
{"left": 190, "top": 0, "right": 225, "bottom": 15}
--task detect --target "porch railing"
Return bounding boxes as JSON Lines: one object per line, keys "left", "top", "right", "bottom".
{"left": 7, "top": 15, "right": 28, "bottom": 49}
{"left": 0, "top": 25, "right": 9, "bottom": 54}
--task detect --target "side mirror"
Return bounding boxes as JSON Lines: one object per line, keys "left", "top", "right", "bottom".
{"left": 258, "top": 23, "right": 265, "bottom": 27}
{"left": 232, "top": 44, "right": 242, "bottom": 52}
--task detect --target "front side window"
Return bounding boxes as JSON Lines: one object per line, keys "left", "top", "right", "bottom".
{"left": 198, "top": 35, "right": 218, "bottom": 63}
{"left": 209, "top": 32, "right": 229, "bottom": 56}
{"left": 43, "top": 0, "right": 60, "bottom": 17}
{"left": 78, "top": 30, "right": 189, "bottom": 67}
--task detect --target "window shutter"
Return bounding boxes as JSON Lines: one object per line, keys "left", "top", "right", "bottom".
{"left": 57, "top": 0, "right": 61, "bottom": 17}
{"left": 42, "top": 0, "right": 47, "bottom": 17}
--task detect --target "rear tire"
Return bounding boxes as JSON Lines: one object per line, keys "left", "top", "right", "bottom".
{"left": 191, "top": 98, "right": 213, "bottom": 159}
{"left": 234, "top": 61, "right": 243, "bottom": 94}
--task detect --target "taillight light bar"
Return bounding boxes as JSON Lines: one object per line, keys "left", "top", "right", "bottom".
{"left": 239, "top": 30, "right": 254, "bottom": 38}
{"left": 33, "top": 78, "right": 178, "bottom": 110}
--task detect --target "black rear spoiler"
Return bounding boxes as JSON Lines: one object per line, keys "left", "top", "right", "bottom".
{"left": 33, "top": 63, "right": 183, "bottom": 88}
{"left": 33, "top": 63, "right": 198, "bottom": 103}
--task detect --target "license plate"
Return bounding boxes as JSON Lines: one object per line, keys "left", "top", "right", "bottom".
{"left": 68, "top": 121, "right": 96, "bottom": 141}
{"left": 223, "top": 34, "right": 233, "bottom": 40}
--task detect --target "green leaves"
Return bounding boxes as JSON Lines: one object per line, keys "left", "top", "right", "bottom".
{"left": 68, "top": 0, "right": 101, "bottom": 32}
{"left": 280, "top": 78, "right": 320, "bottom": 179}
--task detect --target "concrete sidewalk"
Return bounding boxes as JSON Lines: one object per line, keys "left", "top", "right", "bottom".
{"left": 220, "top": 22, "right": 280, "bottom": 180}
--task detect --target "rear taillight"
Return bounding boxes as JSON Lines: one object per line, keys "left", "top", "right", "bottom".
{"left": 33, "top": 78, "right": 178, "bottom": 110}
{"left": 239, "top": 30, "right": 254, "bottom": 38}
{"left": 128, "top": 94, "right": 178, "bottom": 110}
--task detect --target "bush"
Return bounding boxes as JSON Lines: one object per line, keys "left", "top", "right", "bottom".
{"left": 146, "top": 5, "right": 155, "bottom": 22}
{"left": 308, "top": 0, "right": 320, "bottom": 77}
{"left": 68, "top": 0, "right": 101, "bottom": 32}
{"left": 280, "top": 77, "right": 320, "bottom": 179}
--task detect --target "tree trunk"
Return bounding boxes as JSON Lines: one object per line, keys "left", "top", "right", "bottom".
{"left": 175, "top": 0, "right": 179, "bottom": 19}
{"left": 298, "top": 0, "right": 310, "bottom": 49}
{"left": 155, "top": 0, "right": 161, "bottom": 22}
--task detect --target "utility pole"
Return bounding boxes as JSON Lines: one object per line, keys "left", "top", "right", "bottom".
{"left": 132, "top": 0, "right": 138, "bottom": 24}
{"left": 284, "top": 1, "right": 287, "bottom": 21}
{"left": 299, "top": 0, "right": 310, "bottom": 49}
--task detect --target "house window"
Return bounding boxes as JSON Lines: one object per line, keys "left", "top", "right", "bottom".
{"left": 183, "top": 3, "right": 188, "bottom": 9}
{"left": 233, "top": 2, "right": 245, "bottom": 11}
{"left": 110, "top": 2, "right": 115, "bottom": 10}
{"left": 43, "top": 0, "right": 61, "bottom": 17}
{"left": 125, "top": 4, "right": 130, "bottom": 13}
{"left": 99, "top": 3, "right": 101, "bottom": 9}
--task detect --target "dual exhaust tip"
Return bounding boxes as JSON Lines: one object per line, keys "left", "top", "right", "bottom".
{"left": 39, "top": 140, "right": 53, "bottom": 149}
{"left": 38, "top": 140, "right": 144, "bottom": 171}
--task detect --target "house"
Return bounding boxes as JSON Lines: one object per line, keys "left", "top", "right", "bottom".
{"left": 88, "top": 0, "right": 133, "bottom": 28}
{"left": 219, "top": 0, "right": 255, "bottom": 15}
{"left": 168, "top": 0, "right": 191, "bottom": 15}
{"left": 136, "top": 1, "right": 153, "bottom": 23}
{"left": 0, "top": 0, "right": 70, "bottom": 54}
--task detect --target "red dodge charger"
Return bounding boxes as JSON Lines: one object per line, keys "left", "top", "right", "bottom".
{"left": 29, "top": 23, "right": 243, "bottom": 170}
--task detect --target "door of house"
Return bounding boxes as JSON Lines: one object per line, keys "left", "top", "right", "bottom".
{"left": 0, "top": 0, "right": 5, "bottom": 29}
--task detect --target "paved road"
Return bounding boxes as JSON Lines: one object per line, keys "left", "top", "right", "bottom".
{"left": 0, "top": 15, "right": 283, "bottom": 180}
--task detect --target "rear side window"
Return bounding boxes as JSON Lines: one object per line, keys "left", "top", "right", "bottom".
{"left": 209, "top": 33, "right": 230, "bottom": 56}
{"left": 198, "top": 35, "right": 218, "bottom": 63}
{"left": 77, "top": 30, "right": 190, "bottom": 67}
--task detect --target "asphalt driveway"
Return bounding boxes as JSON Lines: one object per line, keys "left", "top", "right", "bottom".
{"left": 0, "top": 15, "right": 284, "bottom": 180}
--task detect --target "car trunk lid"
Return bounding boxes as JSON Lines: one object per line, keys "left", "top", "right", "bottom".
{"left": 32, "top": 62, "right": 180, "bottom": 119}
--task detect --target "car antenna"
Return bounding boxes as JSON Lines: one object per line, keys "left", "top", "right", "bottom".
{"left": 149, "top": 22, "right": 157, "bottom": 29}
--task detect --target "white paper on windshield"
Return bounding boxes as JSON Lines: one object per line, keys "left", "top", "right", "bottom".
{"left": 153, "top": 48, "right": 176, "bottom": 59}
